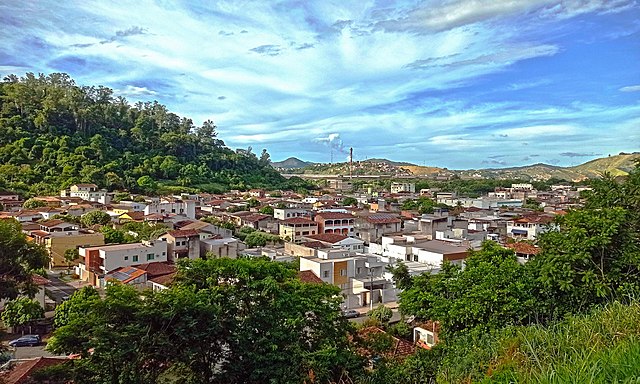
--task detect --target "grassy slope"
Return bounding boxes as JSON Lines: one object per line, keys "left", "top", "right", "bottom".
{"left": 451, "top": 301, "right": 640, "bottom": 383}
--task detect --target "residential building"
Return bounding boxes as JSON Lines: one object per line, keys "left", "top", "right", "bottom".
{"left": 145, "top": 198, "right": 196, "bottom": 219}
{"left": 391, "top": 182, "right": 415, "bottom": 194}
{"left": 273, "top": 208, "right": 312, "bottom": 220}
{"left": 300, "top": 250, "right": 395, "bottom": 308}
{"left": 302, "top": 233, "right": 365, "bottom": 252}
{"left": 61, "top": 184, "right": 111, "bottom": 205}
{"left": 355, "top": 213, "right": 402, "bottom": 243}
{"left": 77, "top": 241, "right": 168, "bottom": 286}
{"left": 158, "top": 229, "right": 201, "bottom": 261}
{"left": 506, "top": 214, "right": 555, "bottom": 240}
{"left": 200, "top": 236, "right": 240, "bottom": 258}
{"left": 279, "top": 217, "right": 318, "bottom": 242}
{"left": 314, "top": 212, "right": 355, "bottom": 235}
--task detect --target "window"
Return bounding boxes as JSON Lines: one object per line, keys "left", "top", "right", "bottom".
{"left": 133, "top": 255, "right": 139, "bottom": 262}
{"left": 162, "top": 252, "right": 166, "bottom": 256}
{"left": 147, "top": 253, "right": 155, "bottom": 261}
{"left": 340, "top": 269, "right": 347, "bottom": 276}
{"left": 124, "top": 256, "right": 129, "bottom": 261}
{"left": 323, "top": 270, "right": 329, "bottom": 278}
{"left": 171, "top": 209, "right": 176, "bottom": 213}
{"left": 302, "top": 231, "right": 309, "bottom": 235}
{"left": 357, "top": 267, "right": 362, "bottom": 274}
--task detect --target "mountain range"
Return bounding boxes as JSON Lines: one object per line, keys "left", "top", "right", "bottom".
{"left": 273, "top": 153, "right": 640, "bottom": 181}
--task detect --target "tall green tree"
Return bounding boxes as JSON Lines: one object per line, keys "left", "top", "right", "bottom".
{"left": 80, "top": 210, "right": 111, "bottom": 227}
{"left": 0, "top": 220, "right": 49, "bottom": 299}
{"left": 46, "top": 258, "right": 362, "bottom": 383}
{"left": 400, "top": 241, "right": 535, "bottom": 336}
{"left": 1, "top": 297, "right": 44, "bottom": 327}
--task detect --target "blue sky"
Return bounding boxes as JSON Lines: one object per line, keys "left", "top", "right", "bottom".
{"left": 1, "top": 0, "right": 639, "bottom": 169}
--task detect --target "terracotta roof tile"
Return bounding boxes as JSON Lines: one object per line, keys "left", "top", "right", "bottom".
{"left": 506, "top": 242, "right": 541, "bottom": 255}
{"left": 305, "top": 233, "right": 348, "bottom": 244}
{"left": 1, "top": 357, "right": 67, "bottom": 384}
{"left": 282, "top": 217, "right": 315, "bottom": 225}
{"left": 298, "top": 270, "right": 324, "bottom": 284}
{"left": 315, "top": 212, "right": 354, "bottom": 220}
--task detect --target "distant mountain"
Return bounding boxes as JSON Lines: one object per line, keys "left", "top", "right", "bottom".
{"left": 271, "top": 157, "right": 316, "bottom": 169}
{"left": 276, "top": 153, "right": 639, "bottom": 181}
{"left": 456, "top": 153, "right": 640, "bottom": 181}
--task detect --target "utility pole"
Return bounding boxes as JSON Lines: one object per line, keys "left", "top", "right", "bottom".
{"left": 369, "top": 267, "right": 374, "bottom": 312}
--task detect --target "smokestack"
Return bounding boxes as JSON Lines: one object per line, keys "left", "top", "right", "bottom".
{"left": 350, "top": 147, "right": 353, "bottom": 179}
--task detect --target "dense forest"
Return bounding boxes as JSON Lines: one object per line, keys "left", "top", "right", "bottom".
{"left": 0, "top": 73, "right": 310, "bottom": 196}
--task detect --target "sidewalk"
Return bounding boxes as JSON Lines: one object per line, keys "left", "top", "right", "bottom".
{"left": 352, "top": 301, "right": 399, "bottom": 314}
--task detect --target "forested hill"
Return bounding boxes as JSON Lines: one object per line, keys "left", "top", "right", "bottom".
{"left": 0, "top": 73, "right": 308, "bottom": 196}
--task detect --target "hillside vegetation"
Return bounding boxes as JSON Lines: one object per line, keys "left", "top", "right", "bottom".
{"left": 0, "top": 73, "right": 309, "bottom": 196}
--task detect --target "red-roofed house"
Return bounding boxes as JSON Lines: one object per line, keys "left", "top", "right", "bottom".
{"left": 298, "top": 270, "right": 324, "bottom": 284}
{"left": 0, "top": 357, "right": 68, "bottom": 384}
{"left": 158, "top": 229, "right": 201, "bottom": 261}
{"left": 314, "top": 211, "right": 355, "bottom": 235}
{"left": 506, "top": 214, "right": 555, "bottom": 240}
{"left": 355, "top": 213, "right": 402, "bottom": 243}
{"left": 506, "top": 242, "right": 541, "bottom": 260}
{"left": 302, "top": 233, "right": 365, "bottom": 252}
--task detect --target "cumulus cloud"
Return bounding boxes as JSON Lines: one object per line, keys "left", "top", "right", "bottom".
{"left": 1, "top": 0, "right": 637, "bottom": 169}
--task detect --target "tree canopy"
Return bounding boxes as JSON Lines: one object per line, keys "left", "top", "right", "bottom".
{"left": 46, "top": 258, "right": 361, "bottom": 383}
{"left": 0, "top": 73, "right": 312, "bottom": 196}
{"left": 0, "top": 220, "right": 49, "bottom": 300}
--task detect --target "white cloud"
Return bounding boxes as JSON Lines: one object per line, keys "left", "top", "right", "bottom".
{"left": 619, "top": 85, "right": 640, "bottom": 92}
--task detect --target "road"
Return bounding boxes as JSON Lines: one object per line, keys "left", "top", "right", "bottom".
{"left": 10, "top": 344, "right": 55, "bottom": 359}
{"left": 349, "top": 308, "right": 403, "bottom": 324}
{"left": 45, "top": 273, "right": 78, "bottom": 304}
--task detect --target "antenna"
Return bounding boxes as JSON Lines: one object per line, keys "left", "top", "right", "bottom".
{"left": 350, "top": 147, "right": 353, "bottom": 179}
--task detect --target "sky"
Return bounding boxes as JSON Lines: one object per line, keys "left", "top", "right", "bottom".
{"left": 1, "top": 0, "right": 639, "bottom": 169}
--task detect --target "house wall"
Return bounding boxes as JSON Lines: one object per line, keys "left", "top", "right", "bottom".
{"left": 96, "top": 242, "right": 168, "bottom": 273}
{"left": 285, "top": 242, "right": 316, "bottom": 257}
{"left": 48, "top": 232, "right": 105, "bottom": 268}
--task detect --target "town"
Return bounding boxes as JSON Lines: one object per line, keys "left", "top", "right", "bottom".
{"left": 0, "top": 178, "right": 585, "bottom": 346}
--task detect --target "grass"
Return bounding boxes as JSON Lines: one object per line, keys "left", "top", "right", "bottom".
{"left": 483, "top": 301, "right": 640, "bottom": 383}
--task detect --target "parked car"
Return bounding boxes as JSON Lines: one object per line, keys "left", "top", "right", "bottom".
{"left": 8, "top": 335, "right": 41, "bottom": 347}
{"left": 342, "top": 309, "right": 360, "bottom": 318}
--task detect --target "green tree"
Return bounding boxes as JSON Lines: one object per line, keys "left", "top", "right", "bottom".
{"left": 400, "top": 241, "right": 535, "bottom": 336}
{"left": 22, "top": 198, "right": 47, "bottom": 209}
{"left": 342, "top": 196, "right": 358, "bottom": 206}
{"left": 387, "top": 261, "right": 413, "bottom": 290}
{"left": 258, "top": 205, "right": 274, "bottom": 215}
{"left": 100, "top": 226, "right": 126, "bottom": 244}
{"left": 0, "top": 220, "right": 49, "bottom": 300}
{"left": 368, "top": 304, "right": 393, "bottom": 324}
{"left": 63, "top": 248, "right": 79, "bottom": 269}
{"left": 46, "top": 258, "right": 362, "bottom": 383}
{"left": 80, "top": 210, "right": 111, "bottom": 227}
{"left": 136, "top": 175, "right": 158, "bottom": 193}
{"left": 53, "top": 286, "right": 100, "bottom": 328}
{"left": 1, "top": 297, "right": 44, "bottom": 327}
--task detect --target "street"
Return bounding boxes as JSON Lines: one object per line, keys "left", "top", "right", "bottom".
{"left": 349, "top": 308, "right": 403, "bottom": 324}
{"left": 45, "top": 273, "right": 79, "bottom": 304}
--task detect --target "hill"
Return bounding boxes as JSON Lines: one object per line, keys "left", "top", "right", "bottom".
{"left": 0, "top": 73, "right": 309, "bottom": 196}
{"left": 363, "top": 158, "right": 416, "bottom": 167}
{"left": 271, "top": 157, "right": 315, "bottom": 169}
{"left": 456, "top": 153, "right": 640, "bottom": 181}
